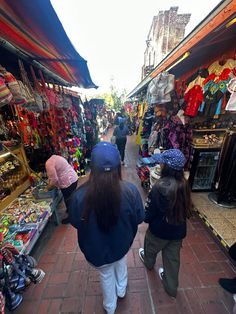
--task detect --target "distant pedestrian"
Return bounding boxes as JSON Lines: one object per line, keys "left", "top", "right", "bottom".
{"left": 113, "top": 119, "right": 129, "bottom": 165}
{"left": 45, "top": 155, "right": 78, "bottom": 224}
{"left": 69, "top": 142, "right": 144, "bottom": 314}
{"left": 139, "top": 149, "right": 192, "bottom": 298}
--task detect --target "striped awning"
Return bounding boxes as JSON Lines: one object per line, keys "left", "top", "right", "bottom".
{"left": 0, "top": 0, "right": 97, "bottom": 88}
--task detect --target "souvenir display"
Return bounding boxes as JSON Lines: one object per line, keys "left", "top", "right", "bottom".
{"left": 136, "top": 56, "right": 236, "bottom": 191}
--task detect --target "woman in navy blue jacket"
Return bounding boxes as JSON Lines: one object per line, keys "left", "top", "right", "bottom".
{"left": 69, "top": 142, "right": 144, "bottom": 314}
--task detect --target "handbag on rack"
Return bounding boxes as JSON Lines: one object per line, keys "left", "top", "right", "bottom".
{"left": 46, "top": 88, "right": 56, "bottom": 106}
{"left": 63, "top": 95, "right": 73, "bottom": 108}
{"left": 0, "top": 77, "right": 13, "bottom": 107}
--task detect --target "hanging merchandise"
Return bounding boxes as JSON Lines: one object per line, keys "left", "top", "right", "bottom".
{"left": 225, "top": 78, "right": 236, "bottom": 111}
{"left": 0, "top": 242, "right": 45, "bottom": 311}
{"left": 184, "top": 85, "right": 203, "bottom": 117}
{"left": 0, "top": 75, "right": 13, "bottom": 107}
{"left": 147, "top": 72, "right": 175, "bottom": 105}
{"left": 208, "top": 58, "right": 236, "bottom": 76}
{"left": 210, "top": 129, "right": 236, "bottom": 205}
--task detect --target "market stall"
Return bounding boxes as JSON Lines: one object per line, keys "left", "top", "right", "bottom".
{"left": 128, "top": 1, "right": 236, "bottom": 249}
{"left": 0, "top": 0, "right": 97, "bottom": 311}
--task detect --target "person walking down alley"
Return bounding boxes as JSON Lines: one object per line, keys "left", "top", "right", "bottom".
{"left": 113, "top": 119, "right": 129, "bottom": 165}
{"left": 69, "top": 142, "right": 144, "bottom": 314}
{"left": 139, "top": 149, "right": 192, "bottom": 298}
{"left": 45, "top": 155, "right": 78, "bottom": 224}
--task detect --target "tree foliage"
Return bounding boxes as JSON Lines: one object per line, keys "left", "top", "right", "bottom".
{"left": 88, "top": 80, "right": 126, "bottom": 112}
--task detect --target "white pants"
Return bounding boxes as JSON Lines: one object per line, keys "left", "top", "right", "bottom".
{"left": 96, "top": 256, "right": 128, "bottom": 314}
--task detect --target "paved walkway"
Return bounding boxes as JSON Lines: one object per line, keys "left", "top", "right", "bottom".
{"left": 14, "top": 134, "right": 236, "bottom": 314}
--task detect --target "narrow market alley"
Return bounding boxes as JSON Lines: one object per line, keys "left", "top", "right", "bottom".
{"left": 13, "top": 134, "right": 236, "bottom": 314}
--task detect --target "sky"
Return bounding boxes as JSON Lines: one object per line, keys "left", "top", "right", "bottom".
{"left": 51, "top": 0, "right": 221, "bottom": 96}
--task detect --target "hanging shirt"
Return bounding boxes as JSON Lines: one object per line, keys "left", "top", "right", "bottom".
{"left": 208, "top": 59, "right": 236, "bottom": 75}
{"left": 184, "top": 85, "right": 203, "bottom": 117}
{"left": 147, "top": 72, "right": 175, "bottom": 105}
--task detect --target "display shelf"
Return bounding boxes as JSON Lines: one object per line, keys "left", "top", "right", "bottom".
{"left": 193, "top": 128, "right": 227, "bottom": 132}
{"left": 23, "top": 215, "right": 50, "bottom": 255}
{"left": 0, "top": 179, "right": 30, "bottom": 211}
{"left": 191, "top": 144, "right": 222, "bottom": 149}
{"left": 0, "top": 145, "right": 30, "bottom": 210}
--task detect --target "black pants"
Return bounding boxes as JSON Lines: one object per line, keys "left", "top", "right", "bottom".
{"left": 116, "top": 138, "right": 127, "bottom": 162}
{"left": 61, "top": 180, "right": 78, "bottom": 212}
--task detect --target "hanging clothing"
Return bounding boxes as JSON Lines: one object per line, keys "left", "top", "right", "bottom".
{"left": 185, "top": 76, "right": 205, "bottom": 94}
{"left": 156, "top": 116, "right": 192, "bottom": 166}
{"left": 184, "top": 85, "right": 203, "bottom": 117}
{"left": 225, "top": 78, "right": 236, "bottom": 111}
{"left": 215, "top": 130, "right": 236, "bottom": 203}
{"left": 147, "top": 72, "right": 175, "bottom": 105}
{"left": 201, "top": 79, "right": 230, "bottom": 117}
{"left": 208, "top": 59, "right": 236, "bottom": 75}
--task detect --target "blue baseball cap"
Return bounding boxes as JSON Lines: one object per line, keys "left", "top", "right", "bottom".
{"left": 153, "top": 149, "right": 186, "bottom": 170}
{"left": 91, "top": 141, "right": 121, "bottom": 172}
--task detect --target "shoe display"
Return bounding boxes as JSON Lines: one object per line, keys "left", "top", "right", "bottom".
{"left": 158, "top": 267, "right": 164, "bottom": 281}
{"left": 138, "top": 248, "right": 145, "bottom": 263}
{"left": 219, "top": 278, "right": 236, "bottom": 294}
{"left": 4, "top": 287, "right": 23, "bottom": 311}
{"left": 10, "top": 275, "right": 26, "bottom": 292}
{"left": 30, "top": 269, "right": 45, "bottom": 284}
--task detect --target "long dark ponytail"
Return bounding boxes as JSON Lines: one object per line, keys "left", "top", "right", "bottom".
{"left": 160, "top": 164, "right": 192, "bottom": 224}
{"left": 83, "top": 166, "right": 122, "bottom": 232}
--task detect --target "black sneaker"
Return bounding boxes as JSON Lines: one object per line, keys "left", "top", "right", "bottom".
{"left": 138, "top": 248, "right": 145, "bottom": 263}
{"left": 219, "top": 278, "right": 236, "bottom": 294}
{"left": 61, "top": 217, "right": 70, "bottom": 224}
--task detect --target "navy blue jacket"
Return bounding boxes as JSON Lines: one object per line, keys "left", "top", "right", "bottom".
{"left": 145, "top": 178, "right": 187, "bottom": 240}
{"left": 69, "top": 181, "right": 144, "bottom": 267}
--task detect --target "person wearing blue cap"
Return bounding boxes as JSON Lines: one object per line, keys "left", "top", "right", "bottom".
{"left": 138, "top": 149, "right": 192, "bottom": 298}
{"left": 68, "top": 142, "right": 144, "bottom": 314}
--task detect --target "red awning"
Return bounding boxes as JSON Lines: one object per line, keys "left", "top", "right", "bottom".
{"left": 0, "top": 0, "right": 97, "bottom": 88}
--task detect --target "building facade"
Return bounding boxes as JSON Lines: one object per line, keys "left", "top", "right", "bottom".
{"left": 142, "top": 7, "right": 191, "bottom": 79}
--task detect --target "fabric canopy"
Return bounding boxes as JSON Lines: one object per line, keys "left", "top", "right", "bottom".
{"left": 0, "top": 0, "right": 97, "bottom": 88}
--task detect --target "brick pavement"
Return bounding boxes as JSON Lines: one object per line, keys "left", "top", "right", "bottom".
{"left": 14, "top": 133, "right": 236, "bottom": 314}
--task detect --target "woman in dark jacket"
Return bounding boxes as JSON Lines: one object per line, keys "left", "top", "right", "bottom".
{"left": 69, "top": 142, "right": 144, "bottom": 314}
{"left": 139, "top": 149, "right": 192, "bottom": 298}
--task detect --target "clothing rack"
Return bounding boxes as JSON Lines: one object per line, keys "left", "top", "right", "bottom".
{"left": 208, "top": 128, "right": 236, "bottom": 208}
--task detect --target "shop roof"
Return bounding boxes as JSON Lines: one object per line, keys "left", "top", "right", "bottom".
{"left": 89, "top": 98, "right": 105, "bottom": 106}
{"left": 0, "top": 0, "right": 97, "bottom": 89}
{"left": 127, "top": 0, "right": 236, "bottom": 98}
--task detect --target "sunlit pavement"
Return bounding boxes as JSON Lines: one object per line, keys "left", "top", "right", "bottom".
{"left": 14, "top": 132, "right": 236, "bottom": 314}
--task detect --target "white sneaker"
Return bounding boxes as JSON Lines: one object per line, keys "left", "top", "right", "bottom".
{"left": 118, "top": 288, "right": 126, "bottom": 298}
{"left": 233, "top": 294, "right": 236, "bottom": 314}
{"left": 158, "top": 267, "right": 164, "bottom": 281}
{"left": 138, "top": 248, "right": 145, "bottom": 263}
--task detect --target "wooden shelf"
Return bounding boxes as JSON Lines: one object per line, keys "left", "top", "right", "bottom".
{"left": 0, "top": 179, "right": 30, "bottom": 211}
{"left": 193, "top": 128, "right": 227, "bottom": 132}
{"left": 0, "top": 145, "right": 30, "bottom": 210}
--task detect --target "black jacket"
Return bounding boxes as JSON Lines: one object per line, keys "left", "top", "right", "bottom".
{"left": 69, "top": 181, "right": 144, "bottom": 267}
{"left": 145, "top": 178, "right": 187, "bottom": 240}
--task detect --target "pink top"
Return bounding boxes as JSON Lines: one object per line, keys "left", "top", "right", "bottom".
{"left": 45, "top": 155, "right": 78, "bottom": 189}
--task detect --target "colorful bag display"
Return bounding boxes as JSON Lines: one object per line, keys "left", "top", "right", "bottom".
{"left": 0, "top": 77, "right": 13, "bottom": 107}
